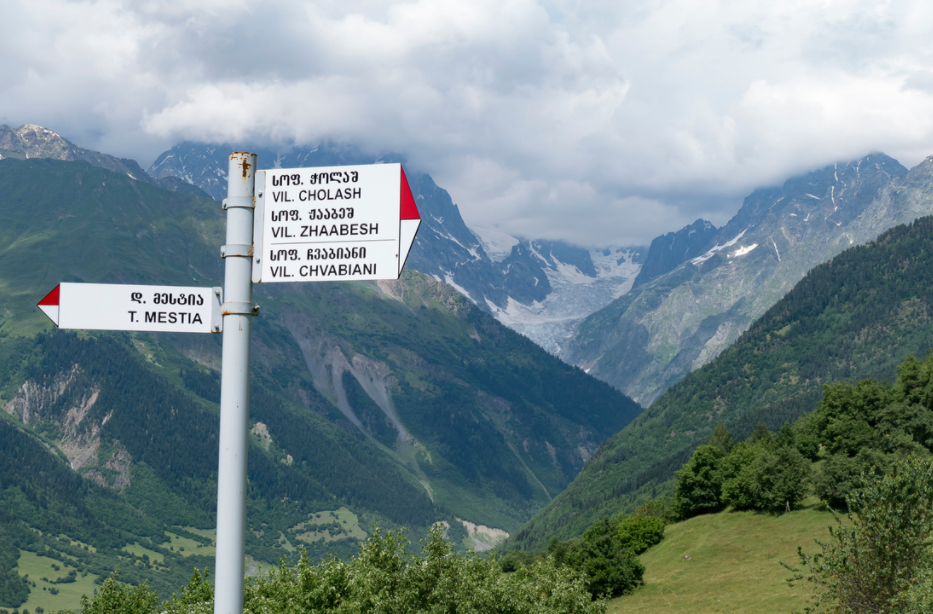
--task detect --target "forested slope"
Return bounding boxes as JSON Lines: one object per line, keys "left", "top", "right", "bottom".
{"left": 511, "top": 214, "right": 933, "bottom": 550}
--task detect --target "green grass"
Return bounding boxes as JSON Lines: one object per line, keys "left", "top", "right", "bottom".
{"left": 275, "top": 532, "right": 297, "bottom": 553}
{"left": 122, "top": 543, "right": 164, "bottom": 564}
{"left": 164, "top": 528, "right": 215, "bottom": 558}
{"left": 292, "top": 508, "right": 367, "bottom": 544}
{"left": 609, "top": 502, "right": 837, "bottom": 614}
{"left": 15, "top": 550, "right": 99, "bottom": 613}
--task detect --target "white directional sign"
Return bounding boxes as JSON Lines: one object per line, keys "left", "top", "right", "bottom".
{"left": 38, "top": 283, "right": 223, "bottom": 333}
{"left": 252, "top": 163, "right": 421, "bottom": 283}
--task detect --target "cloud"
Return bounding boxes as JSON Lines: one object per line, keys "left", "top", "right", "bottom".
{"left": 2, "top": 0, "right": 933, "bottom": 246}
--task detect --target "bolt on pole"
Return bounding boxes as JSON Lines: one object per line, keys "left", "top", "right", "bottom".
{"left": 214, "top": 152, "right": 258, "bottom": 614}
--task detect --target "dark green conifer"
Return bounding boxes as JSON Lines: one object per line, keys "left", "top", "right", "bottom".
{"left": 708, "top": 422, "right": 734, "bottom": 453}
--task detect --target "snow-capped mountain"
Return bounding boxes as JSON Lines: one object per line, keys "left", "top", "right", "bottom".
{"left": 148, "top": 142, "right": 645, "bottom": 352}
{"left": 631, "top": 219, "right": 719, "bottom": 289}
{"left": 566, "top": 153, "right": 933, "bottom": 405}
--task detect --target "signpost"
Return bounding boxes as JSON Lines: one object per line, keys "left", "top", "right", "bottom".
{"left": 252, "top": 163, "right": 421, "bottom": 283}
{"left": 38, "top": 283, "right": 223, "bottom": 333}
{"left": 36, "top": 152, "right": 422, "bottom": 614}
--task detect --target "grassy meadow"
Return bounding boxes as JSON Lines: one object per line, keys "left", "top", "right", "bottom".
{"left": 609, "top": 501, "right": 838, "bottom": 613}
{"left": 14, "top": 550, "right": 98, "bottom": 614}
{"left": 164, "top": 527, "right": 216, "bottom": 558}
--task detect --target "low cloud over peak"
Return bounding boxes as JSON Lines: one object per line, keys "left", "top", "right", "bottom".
{"left": 2, "top": 0, "right": 932, "bottom": 246}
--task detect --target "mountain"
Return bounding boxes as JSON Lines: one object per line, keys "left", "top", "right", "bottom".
{"left": 0, "top": 156, "right": 642, "bottom": 603}
{"left": 566, "top": 153, "right": 923, "bottom": 405}
{"left": 510, "top": 204, "right": 933, "bottom": 550}
{"left": 0, "top": 124, "right": 207, "bottom": 197}
{"left": 148, "top": 142, "right": 645, "bottom": 355}
{"left": 631, "top": 219, "right": 718, "bottom": 289}
{"left": 478, "top": 240, "right": 644, "bottom": 355}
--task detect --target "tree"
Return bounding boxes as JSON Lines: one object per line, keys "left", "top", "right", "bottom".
{"left": 499, "top": 550, "right": 535, "bottom": 572}
{"left": 673, "top": 445, "right": 725, "bottom": 518}
{"left": 719, "top": 441, "right": 763, "bottom": 510}
{"left": 812, "top": 380, "right": 890, "bottom": 456}
{"left": 787, "top": 455, "right": 933, "bottom": 613}
{"left": 245, "top": 525, "right": 606, "bottom": 613}
{"left": 793, "top": 413, "right": 821, "bottom": 460}
{"left": 775, "top": 423, "right": 796, "bottom": 449}
{"left": 747, "top": 422, "right": 773, "bottom": 446}
{"left": 163, "top": 569, "right": 212, "bottom": 614}
{"left": 630, "top": 496, "right": 676, "bottom": 523}
{"left": 71, "top": 529, "right": 606, "bottom": 614}
{"left": 709, "top": 422, "right": 734, "bottom": 454}
{"left": 814, "top": 449, "right": 892, "bottom": 509}
{"left": 750, "top": 445, "right": 810, "bottom": 512}
{"left": 720, "top": 440, "right": 809, "bottom": 512}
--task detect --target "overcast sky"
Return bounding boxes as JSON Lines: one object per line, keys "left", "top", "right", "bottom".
{"left": 3, "top": 0, "right": 933, "bottom": 246}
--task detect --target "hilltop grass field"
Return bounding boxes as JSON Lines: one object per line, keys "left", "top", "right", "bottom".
{"left": 609, "top": 500, "right": 836, "bottom": 613}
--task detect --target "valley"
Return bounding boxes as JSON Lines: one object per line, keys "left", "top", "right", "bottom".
{"left": 4, "top": 123, "right": 933, "bottom": 613}
{"left": 2, "top": 3, "right": 930, "bottom": 612}
{"left": 0, "top": 144, "right": 641, "bottom": 607}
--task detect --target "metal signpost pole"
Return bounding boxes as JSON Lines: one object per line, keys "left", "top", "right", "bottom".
{"left": 214, "top": 152, "right": 258, "bottom": 614}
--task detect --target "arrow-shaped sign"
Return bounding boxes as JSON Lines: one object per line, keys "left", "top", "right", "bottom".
{"left": 37, "top": 284, "right": 61, "bottom": 325}
{"left": 398, "top": 167, "right": 421, "bottom": 275}
{"left": 38, "top": 282, "right": 223, "bottom": 333}
{"left": 253, "top": 163, "right": 421, "bottom": 283}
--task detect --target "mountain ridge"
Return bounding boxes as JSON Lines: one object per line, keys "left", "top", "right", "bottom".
{"left": 0, "top": 124, "right": 207, "bottom": 197}
{"left": 566, "top": 153, "right": 919, "bottom": 405}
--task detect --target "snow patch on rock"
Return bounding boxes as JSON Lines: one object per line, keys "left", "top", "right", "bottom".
{"left": 471, "top": 226, "right": 519, "bottom": 262}
{"left": 730, "top": 243, "right": 758, "bottom": 258}
{"left": 691, "top": 230, "right": 748, "bottom": 265}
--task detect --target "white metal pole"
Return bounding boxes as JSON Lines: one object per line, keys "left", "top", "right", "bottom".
{"left": 214, "top": 152, "right": 258, "bottom": 614}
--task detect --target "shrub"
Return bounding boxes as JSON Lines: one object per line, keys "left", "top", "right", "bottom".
{"left": 615, "top": 516, "right": 665, "bottom": 554}
{"left": 74, "top": 572, "right": 157, "bottom": 614}
{"left": 570, "top": 518, "right": 644, "bottom": 599}
{"left": 77, "top": 529, "right": 605, "bottom": 614}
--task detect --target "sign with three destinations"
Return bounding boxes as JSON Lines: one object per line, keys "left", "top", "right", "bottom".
{"left": 253, "top": 163, "right": 421, "bottom": 283}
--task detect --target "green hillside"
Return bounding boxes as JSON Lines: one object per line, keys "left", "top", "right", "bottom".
{"left": 607, "top": 503, "right": 829, "bottom": 614}
{"left": 511, "top": 215, "right": 933, "bottom": 550}
{"left": 0, "top": 157, "right": 641, "bottom": 607}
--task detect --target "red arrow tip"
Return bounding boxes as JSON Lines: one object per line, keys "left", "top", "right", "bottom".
{"left": 400, "top": 167, "right": 420, "bottom": 220}
{"left": 38, "top": 285, "right": 60, "bottom": 306}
